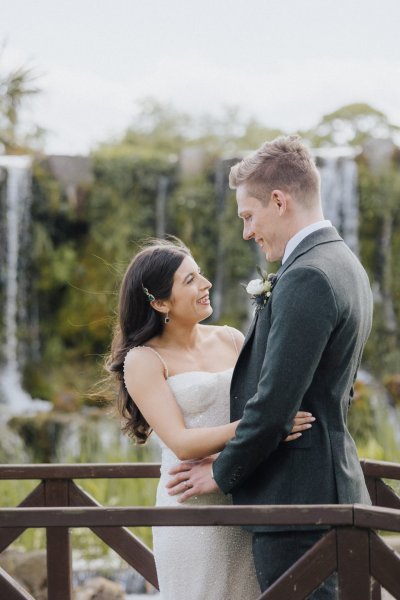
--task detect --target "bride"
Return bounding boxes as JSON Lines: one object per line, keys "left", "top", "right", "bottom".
{"left": 107, "top": 239, "right": 314, "bottom": 600}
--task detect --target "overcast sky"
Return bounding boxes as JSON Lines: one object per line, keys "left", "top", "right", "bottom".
{"left": 1, "top": 0, "right": 399, "bottom": 155}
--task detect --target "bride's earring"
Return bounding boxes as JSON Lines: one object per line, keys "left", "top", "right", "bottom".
{"left": 164, "top": 313, "right": 170, "bottom": 324}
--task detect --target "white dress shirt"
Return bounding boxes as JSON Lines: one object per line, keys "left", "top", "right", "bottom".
{"left": 282, "top": 220, "right": 332, "bottom": 264}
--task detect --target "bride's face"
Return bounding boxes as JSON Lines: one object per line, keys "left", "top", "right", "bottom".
{"left": 168, "top": 256, "right": 213, "bottom": 323}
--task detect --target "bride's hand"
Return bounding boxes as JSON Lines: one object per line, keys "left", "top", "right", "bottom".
{"left": 284, "top": 411, "right": 315, "bottom": 442}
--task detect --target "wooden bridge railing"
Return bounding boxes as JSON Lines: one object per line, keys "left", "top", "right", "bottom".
{"left": 0, "top": 459, "right": 399, "bottom": 600}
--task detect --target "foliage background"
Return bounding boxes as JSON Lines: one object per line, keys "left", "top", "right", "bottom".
{"left": 1, "top": 91, "right": 400, "bottom": 464}
{"left": 1, "top": 67, "right": 400, "bottom": 559}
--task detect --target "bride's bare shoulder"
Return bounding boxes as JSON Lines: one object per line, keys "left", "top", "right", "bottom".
{"left": 123, "top": 346, "right": 165, "bottom": 382}
{"left": 199, "top": 324, "right": 244, "bottom": 347}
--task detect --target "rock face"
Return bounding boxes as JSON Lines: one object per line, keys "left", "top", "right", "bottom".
{"left": 0, "top": 549, "right": 47, "bottom": 600}
{"left": 74, "top": 576, "right": 125, "bottom": 600}
{"left": 43, "top": 155, "right": 93, "bottom": 206}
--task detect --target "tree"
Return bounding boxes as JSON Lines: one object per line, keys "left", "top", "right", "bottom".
{"left": 0, "top": 44, "right": 41, "bottom": 152}
{"left": 358, "top": 146, "right": 400, "bottom": 373}
{"left": 304, "top": 103, "right": 400, "bottom": 147}
{"left": 115, "top": 98, "right": 191, "bottom": 157}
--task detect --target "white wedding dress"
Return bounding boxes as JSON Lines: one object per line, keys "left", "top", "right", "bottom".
{"left": 152, "top": 365, "right": 260, "bottom": 600}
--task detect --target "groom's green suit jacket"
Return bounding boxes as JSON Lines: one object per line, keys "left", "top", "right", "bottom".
{"left": 213, "top": 227, "right": 373, "bottom": 531}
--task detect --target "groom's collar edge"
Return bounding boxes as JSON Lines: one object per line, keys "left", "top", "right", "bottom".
{"left": 276, "top": 227, "right": 343, "bottom": 278}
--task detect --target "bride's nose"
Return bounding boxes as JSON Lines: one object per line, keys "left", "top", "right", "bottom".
{"left": 200, "top": 275, "right": 212, "bottom": 290}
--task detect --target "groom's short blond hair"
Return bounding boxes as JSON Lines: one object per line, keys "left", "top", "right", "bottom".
{"left": 229, "top": 135, "right": 320, "bottom": 208}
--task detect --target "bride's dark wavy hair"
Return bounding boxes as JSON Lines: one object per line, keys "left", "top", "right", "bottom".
{"left": 106, "top": 238, "right": 190, "bottom": 444}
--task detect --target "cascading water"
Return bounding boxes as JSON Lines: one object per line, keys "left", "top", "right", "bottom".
{"left": 314, "top": 149, "right": 400, "bottom": 459}
{"left": 315, "top": 146, "right": 360, "bottom": 255}
{"left": 0, "top": 156, "right": 47, "bottom": 413}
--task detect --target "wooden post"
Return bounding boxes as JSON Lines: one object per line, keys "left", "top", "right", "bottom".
{"left": 337, "top": 527, "right": 370, "bottom": 599}
{"left": 44, "top": 479, "right": 72, "bottom": 600}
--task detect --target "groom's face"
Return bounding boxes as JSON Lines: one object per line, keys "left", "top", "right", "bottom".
{"left": 236, "top": 184, "right": 286, "bottom": 262}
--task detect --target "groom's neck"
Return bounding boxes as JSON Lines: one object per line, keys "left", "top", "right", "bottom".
{"left": 285, "top": 207, "right": 325, "bottom": 241}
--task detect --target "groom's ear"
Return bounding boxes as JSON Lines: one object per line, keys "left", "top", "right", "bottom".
{"left": 270, "top": 189, "right": 288, "bottom": 215}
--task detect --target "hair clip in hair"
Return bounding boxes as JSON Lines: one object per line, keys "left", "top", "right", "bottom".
{"left": 142, "top": 284, "right": 155, "bottom": 303}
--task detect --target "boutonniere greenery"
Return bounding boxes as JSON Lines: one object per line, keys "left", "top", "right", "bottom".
{"left": 244, "top": 267, "right": 277, "bottom": 311}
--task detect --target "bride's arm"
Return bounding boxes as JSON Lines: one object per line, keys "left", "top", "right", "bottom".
{"left": 124, "top": 349, "right": 238, "bottom": 461}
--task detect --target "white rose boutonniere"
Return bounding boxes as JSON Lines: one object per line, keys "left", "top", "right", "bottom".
{"left": 244, "top": 267, "right": 277, "bottom": 311}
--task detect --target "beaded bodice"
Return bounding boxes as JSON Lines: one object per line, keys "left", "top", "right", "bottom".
{"left": 156, "top": 368, "right": 233, "bottom": 449}
{"left": 155, "top": 368, "right": 234, "bottom": 506}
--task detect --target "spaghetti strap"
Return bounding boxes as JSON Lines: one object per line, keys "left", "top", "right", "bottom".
{"left": 144, "top": 346, "right": 169, "bottom": 379}
{"left": 124, "top": 346, "right": 169, "bottom": 379}
{"left": 224, "top": 325, "right": 239, "bottom": 357}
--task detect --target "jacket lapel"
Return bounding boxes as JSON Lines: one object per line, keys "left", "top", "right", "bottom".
{"left": 235, "top": 228, "right": 342, "bottom": 373}
{"left": 245, "top": 308, "right": 260, "bottom": 341}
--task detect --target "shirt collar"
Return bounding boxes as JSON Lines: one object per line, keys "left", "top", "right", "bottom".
{"left": 282, "top": 220, "right": 332, "bottom": 264}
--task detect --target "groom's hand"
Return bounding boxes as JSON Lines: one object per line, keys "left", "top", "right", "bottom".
{"left": 166, "top": 455, "right": 220, "bottom": 502}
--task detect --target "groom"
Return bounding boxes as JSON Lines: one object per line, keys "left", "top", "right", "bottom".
{"left": 167, "top": 136, "right": 373, "bottom": 597}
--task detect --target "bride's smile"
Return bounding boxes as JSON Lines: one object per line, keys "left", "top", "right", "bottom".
{"left": 197, "top": 293, "right": 210, "bottom": 305}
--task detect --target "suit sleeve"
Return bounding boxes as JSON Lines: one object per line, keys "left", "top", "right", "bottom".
{"left": 213, "top": 266, "right": 339, "bottom": 494}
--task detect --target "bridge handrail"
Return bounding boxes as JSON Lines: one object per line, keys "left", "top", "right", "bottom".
{"left": 0, "top": 462, "right": 161, "bottom": 479}
{"left": 0, "top": 459, "right": 399, "bottom": 600}
{"left": 0, "top": 502, "right": 399, "bottom": 530}
{"left": 0, "top": 458, "right": 398, "bottom": 480}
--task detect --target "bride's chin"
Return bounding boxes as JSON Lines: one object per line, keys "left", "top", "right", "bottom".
{"left": 198, "top": 306, "right": 213, "bottom": 322}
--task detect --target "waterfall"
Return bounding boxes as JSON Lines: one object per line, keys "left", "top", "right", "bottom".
{"left": 315, "top": 147, "right": 360, "bottom": 255}
{"left": 0, "top": 156, "right": 48, "bottom": 413}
